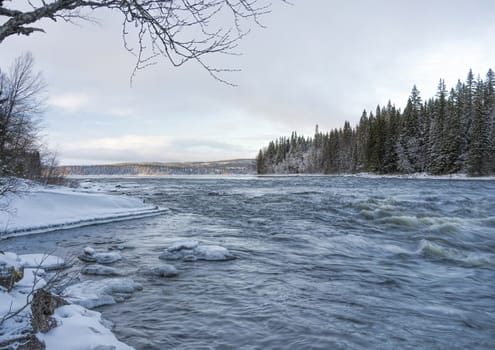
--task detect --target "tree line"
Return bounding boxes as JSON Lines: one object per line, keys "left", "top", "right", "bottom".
{"left": 257, "top": 69, "right": 495, "bottom": 176}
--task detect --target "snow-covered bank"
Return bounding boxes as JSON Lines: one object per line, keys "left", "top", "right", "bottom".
{"left": 0, "top": 183, "right": 167, "bottom": 239}
{"left": 0, "top": 252, "right": 133, "bottom": 350}
{"left": 258, "top": 172, "right": 495, "bottom": 180}
{"left": 347, "top": 172, "right": 495, "bottom": 180}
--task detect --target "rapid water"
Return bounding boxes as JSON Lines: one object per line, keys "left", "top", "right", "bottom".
{"left": 3, "top": 176, "right": 495, "bottom": 349}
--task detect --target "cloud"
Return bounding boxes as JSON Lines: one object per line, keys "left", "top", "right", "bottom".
{"left": 57, "top": 135, "right": 256, "bottom": 164}
{"left": 48, "top": 93, "right": 89, "bottom": 112}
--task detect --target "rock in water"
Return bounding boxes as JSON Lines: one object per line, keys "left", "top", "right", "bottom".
{"left": 84, "top": 246, "right": 96, "bottom": 256}
{"left": 82, "top": 264, "right": 122, "bottom": 276}
{"left": 78, "top": 246, "right": 121, "bottom": 264}
{"left": 152, "top": 264, "right": 178, "bottom": 277}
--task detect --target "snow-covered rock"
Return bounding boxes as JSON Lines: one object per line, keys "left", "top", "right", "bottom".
{"left": 1, "top": 251, "right": 135, "bottom": 350}
{"left": 194, "top": 245, "right": 235, "bottom": 261}
{"left": 79, "top": 247, "right": 122, "bottom": 264}
{"left": 19, "top": 253, "right": 66, "bottom": 270}
{"left": 152, "top": 264, "right": 178, "bottom": 277}
{"left": 168, "top": 240, "right": 200, "bottom": 251}
{"left": 83, "top": 247, "right": 96, "bottom": 256}
{"left": 63, "top": 278, "right": 143, "bottom": 309}
{"left": 81, "top": 264, "right": 123, "bottom": 276}
{"left": 0, "top": 252, "right": 23, "bottom": 291}
{"left": 159, "top": 241, "right": 235, "bottom": 262}
{"left": 37, "top": 304, "right": 134, "bottom": 350}
{"left": 0, "top": 253, "right": 49, "bottom": 344}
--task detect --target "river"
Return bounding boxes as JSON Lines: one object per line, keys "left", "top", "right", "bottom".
{"left": 3, "top": 176, "right": 495, "bottom": 349}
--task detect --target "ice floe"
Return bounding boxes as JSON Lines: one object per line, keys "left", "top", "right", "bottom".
{"left": 159, "top": 240, "right": 235, "bottom": 261}
{"left": 63, "top": 278, "right": 143, "bottom": 309}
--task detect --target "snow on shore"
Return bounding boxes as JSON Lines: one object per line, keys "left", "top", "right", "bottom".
{"left": 0, "top": 182, "right": 167, "bottom": 239}
{"left": 1, "top": 252, "right": 133, "bottom": 350}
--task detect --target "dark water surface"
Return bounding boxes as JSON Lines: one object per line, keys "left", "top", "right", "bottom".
{"left": 3, "top": 176, "right": 495, "bottom": 349}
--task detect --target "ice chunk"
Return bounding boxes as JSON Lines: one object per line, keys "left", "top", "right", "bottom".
{"left": 82, "top": 264, "right": 123, "bottom": 276}
{"left": 159, "top": 241, "right": 235, "bottom": 262}
{"left": 19, "top": 253, "right": 65, "bottom": 270}
{"left": 63, "top": 278, "right": 142, "bottom": 309}
{"left": 152, "top": 264, "right": 178, "bottom": 277}
{"left": 37, "top": 304, "right": 134, "bottom": 350}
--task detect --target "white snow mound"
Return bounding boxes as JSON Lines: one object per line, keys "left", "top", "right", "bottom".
{"left": 79, "top": 247, "right": 122, "bottom": 264}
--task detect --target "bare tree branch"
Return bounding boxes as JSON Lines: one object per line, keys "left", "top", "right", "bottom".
{"left": 0, "top": 1, "right": 288, "bottom": 83}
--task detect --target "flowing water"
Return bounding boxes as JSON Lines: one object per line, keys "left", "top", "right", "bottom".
{"left": 3, "top": 176, "right": 495, "bottom": 349}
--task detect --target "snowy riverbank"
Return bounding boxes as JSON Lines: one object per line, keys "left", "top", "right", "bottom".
{"left": 0, "top": 181, "right": 167, "bottom": 239}
{"left": 0, "top": 251, "right": 134, "bottom": 350}
{"left": 0, "top": 180, "right": 169, "bottom": 349}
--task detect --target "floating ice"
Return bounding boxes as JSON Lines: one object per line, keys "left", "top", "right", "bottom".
{"left": 63, "top": 278, "right": 143, "bottom": 309}
{"left": 159, "top": 241, "right": 235, "bottom": 261}
{"left": 82, "top": 264, "right": 123, "bottom": 276}
{"left": 152, "top": 264, "right": 178, "bottom": 277}
{"left": 79, "top": 247, "right": 122, "bottom": 264}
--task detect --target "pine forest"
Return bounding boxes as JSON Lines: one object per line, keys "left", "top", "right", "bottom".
{"left": 257, "top": 69, "right": 495, "bottom": 176}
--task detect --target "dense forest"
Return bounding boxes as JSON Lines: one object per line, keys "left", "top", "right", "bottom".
{"left": 257, "top": 69, "right": 495, "bottom": 176}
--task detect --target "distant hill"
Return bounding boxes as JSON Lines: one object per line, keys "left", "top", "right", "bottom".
{"left": 58, "top": 159, "right": 256, "bottom": 176}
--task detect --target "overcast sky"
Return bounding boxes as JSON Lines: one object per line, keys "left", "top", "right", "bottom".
{"left": 1, "top": 0, "right": 494, "bottom": 165}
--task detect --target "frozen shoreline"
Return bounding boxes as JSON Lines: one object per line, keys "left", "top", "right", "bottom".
{"left": 257, "top": 172, "right": 495, "bottom": 180}
{"left": 0, "top": 182, "right": 167, "bottom": 239}
{"left": 0, "top": 181, "right": 167, "bottom": 349}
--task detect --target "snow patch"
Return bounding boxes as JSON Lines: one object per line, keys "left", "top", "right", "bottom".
{"left": 37, "top": 304, "right": 134, "bottom": 350}
{"left": 19, "top": 254, "right": 66, "bottom": 270}
{"left": 0, "top": 183, "right": 166, "bottom": 239}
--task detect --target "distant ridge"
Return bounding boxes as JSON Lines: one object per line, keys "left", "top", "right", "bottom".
{"left": 58, "top": 159, "right": 256, "bottom": 176}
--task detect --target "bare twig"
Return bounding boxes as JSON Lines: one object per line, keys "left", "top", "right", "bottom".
{"left": 0, "top": 1, "right": 288, "bottom": 83}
